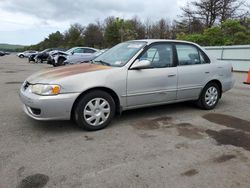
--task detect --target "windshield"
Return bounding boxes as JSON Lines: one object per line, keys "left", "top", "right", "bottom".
{"left": 94, "top": 41, "right": 146, "bottom": 67}
{"left": 66, "top": 47, "right": 76, "bottom": 54}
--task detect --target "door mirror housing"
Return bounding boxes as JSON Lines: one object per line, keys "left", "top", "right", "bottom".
{"left": 71, "top": 51, "right": 74, "bottom": 55}
{"left": 131, "top": 59, "right": 151, "bottom": 70}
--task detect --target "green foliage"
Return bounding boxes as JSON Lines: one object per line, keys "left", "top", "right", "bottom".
{"left": 15, "top": 16, "right": 250, "bottom": 52}
{"left": 0, "top": 43, "right": 26, "bottom": 52}
{"left": 178, "top": 20, "right": 250, "bottom": 46}
{"left": 84, "top": 23, "right": 104, "bottom": 48}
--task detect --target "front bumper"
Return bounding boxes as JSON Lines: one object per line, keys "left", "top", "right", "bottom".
{"left": 19, "top": 86, "right": 80, "bottom": 121}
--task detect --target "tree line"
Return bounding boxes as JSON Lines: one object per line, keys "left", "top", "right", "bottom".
{"left": 25, "top": 0, "right": 250, "bottom": 51}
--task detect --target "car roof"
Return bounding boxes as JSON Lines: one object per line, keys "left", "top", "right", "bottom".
{"left": 130, "top": 39, "right": 201, "bottom": 47}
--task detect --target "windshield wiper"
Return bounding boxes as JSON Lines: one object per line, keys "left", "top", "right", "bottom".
{"left": 93, "top": 60, "right": 111, "bottom": 66}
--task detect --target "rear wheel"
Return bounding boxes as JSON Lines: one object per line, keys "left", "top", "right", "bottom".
{"left": 74, "top": 90, "right": 115, "bottom": 131}
{"left": 197, "top": 82, "right": 220, "bottom": 110}
{"left": 19, "top": 54, "right": 24, "bottom": 58}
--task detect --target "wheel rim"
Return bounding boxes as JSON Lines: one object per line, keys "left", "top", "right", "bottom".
{"left": 205, "top": 86, "right": 218, "bottom": 106}
{"left": 83, "top": 98, "right": 110, "bottom": 126}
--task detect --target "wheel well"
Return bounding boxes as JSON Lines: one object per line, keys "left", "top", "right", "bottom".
{"left": 70, "top": 87, "right": 121, "bottom": 120}
{"left": 206, "top": 80, "right": 222, "bottom": 98}
{"left": 58, "top": 56, "right": 66, "bottom": 60}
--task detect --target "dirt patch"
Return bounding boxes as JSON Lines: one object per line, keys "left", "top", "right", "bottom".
{"left": 17, "top": 174, "right": 49, "bottom": 188}
{"left": 181, "top": 169, "right": 199, "bottom": 177}
{"left": 5, "top": 81, "right": 23, "bottom": 84}
{"left": 203, "top": 113, "right": 250, "bottom": 132}
{"left": 4, "top": 70, "right": 18, "bottom": 73}
{"left": 213, "top": 154, "right": 236, "bottom": 163}
{"left": 175, "top": 143, "right": 189, "bottom": 149}
{"left": 176, "top": 123, "right": 204, "bottom": 140}
{"left": 138, "top": 133, "right": 157, "bottom": 139}
{"left": 84, "top": 135, "right": 94, "bottom": 141}
{"left": 133, "top": 116, "right": 172, "bottom": 130}
{"left": 206, "top": 129, "right": 250, "bottom": 151}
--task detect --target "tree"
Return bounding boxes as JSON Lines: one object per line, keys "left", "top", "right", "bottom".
{"left": 64, "top": 24, "right": 85, "bottom": 48}
{"left": 104, "top": 17, "right": 122, "bottom": 47}
{"left": 179, "top": 0, "right": 247, "bottom": 29}
{"left": 84, "top": 23, "right": 104, "bottom": 48}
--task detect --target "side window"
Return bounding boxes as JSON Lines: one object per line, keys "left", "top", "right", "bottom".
{"left": 73, "top": 48, "right": 84, "bottom": 53}
{"left": 176, "top": 44, "right": 201, "bottom": 66}
{"left": 84, "top": 49, "right": 96, "bottom": 53}
{"left": 139, "top": 43, "right": 173, "bottom": 68}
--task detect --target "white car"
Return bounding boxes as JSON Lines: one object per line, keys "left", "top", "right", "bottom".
{"left": 17, "top": 50, "right": 38, "bottom": 58}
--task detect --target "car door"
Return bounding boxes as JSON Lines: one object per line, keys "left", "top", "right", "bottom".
{"left": 175, "top": 43, "right": 211, "bottom": 100}
{"left": 126, "top": 43, "right": 177, "bottom": 107}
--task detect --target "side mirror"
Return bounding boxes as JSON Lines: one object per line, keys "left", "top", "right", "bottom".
{"left": 130, "top": 59, "right": 151, "bottom": 70}
{"left": 71, "top": 51, "right": 74, "bottom": 55}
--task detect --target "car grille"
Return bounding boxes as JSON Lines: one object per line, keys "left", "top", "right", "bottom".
{"left": 23, "top": 81, "right": 30, "bottom": 91}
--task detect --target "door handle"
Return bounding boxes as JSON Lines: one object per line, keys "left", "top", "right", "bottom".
{"left": 168, "top": 74, "right": 176, "bottom": 77}
{"left": 205, "top": 72, "right": 210, "bottom": 74}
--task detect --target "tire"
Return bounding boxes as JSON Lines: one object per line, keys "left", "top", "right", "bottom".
{"left": 197, "top": 82, "right": 220, "bottom": 110}
{"left": 19, "top": 54, "right": 24, "bottom": 58}
{"left": 74, "top": 90, "right": 116, "bottom": 131}
{"left": 36, "top": 58, "right": 42, "bottom": 64}
{"left": 57, "top": 57, "right": 65, "bottom": 66}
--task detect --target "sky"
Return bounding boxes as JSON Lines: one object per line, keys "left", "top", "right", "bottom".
{"left": 0, "top": 0, "right": 207, "bottom": 45}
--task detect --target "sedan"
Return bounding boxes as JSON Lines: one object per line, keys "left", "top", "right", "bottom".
{"left": 19, "top": 40, "right": 235, "bottom": 131}
{"left": 17, "top": 50, "right": 38, "bottom": 58}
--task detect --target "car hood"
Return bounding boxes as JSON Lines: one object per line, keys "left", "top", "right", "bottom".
{"left": 27, "top": 63, "right": 112, "bottom": 84}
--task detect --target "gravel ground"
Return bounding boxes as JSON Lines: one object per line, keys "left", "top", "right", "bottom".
{"left": 0, "top": 54, "right": 250, "bottom": 188}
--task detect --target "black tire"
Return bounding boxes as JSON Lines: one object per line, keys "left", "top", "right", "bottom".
{"left": 57, "top": 57, "right": 65, "bottom": 66}
{"left": 19, "top": 54, "right": 24, "bottom": 58}
{"left": 197, "top": 82, "right": 220, "bottom": 110}
{"left": 74, "top": 90, "right": 116, "bottom": 131}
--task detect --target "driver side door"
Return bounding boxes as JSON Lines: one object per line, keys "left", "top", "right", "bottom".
{"left": 126, "top": 43, "right": 178, "bottom": 107}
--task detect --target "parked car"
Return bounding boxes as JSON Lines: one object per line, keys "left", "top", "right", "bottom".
{"left": 0, "top": 51, "right": 6, "bottom": 56}
{"left": 17, "top": 50, "right": 38, "bottom": 58}
{"left": 48, "top": 47, "right": 98, "bottom": 67}
{"left": 0, "top": 51, "right": 10, "bottom": 56}
{"left": 63, "top": 49, "right": 108, "bottom": 65}
{"left": 19, "top": 39, "right": 235, "bottom": 131}
{"left": 33, "top": 48, "right": 55, "bottom": 63}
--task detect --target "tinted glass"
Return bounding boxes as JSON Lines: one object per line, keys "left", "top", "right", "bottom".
{"left": 84, "top": 49, "right": 96, "bottom": 53}
{"left": 140, "top": 43, "right": 173, "bottom": 68}
{"left": 176, "top": 44, "right": 201, "bottom": 65}
{"left": 74, "top": 48, "right": 84, "bottom": 53}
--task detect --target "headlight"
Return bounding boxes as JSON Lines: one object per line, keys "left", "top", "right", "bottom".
{"left": 31, "top": 84, "right": 61, "bottom": 95}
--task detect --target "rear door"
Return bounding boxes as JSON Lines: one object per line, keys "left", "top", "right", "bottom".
{"left": 175, "top": 43, "right": 211, "bottom": 100}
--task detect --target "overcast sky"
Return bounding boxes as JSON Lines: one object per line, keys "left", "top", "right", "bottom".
{"left": 0, "top": 0, "right": 187, "bottom": 45}
{"left": 0, "top": 0, "right": 205, "bottom": 45}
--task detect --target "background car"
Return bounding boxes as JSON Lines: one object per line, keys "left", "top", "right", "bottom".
{"left": 50, "top": 47, "right": 99, "bottom": 67}
{"left": 29, "top": 48, "right": 65, "bottom": 63}
{"left": 17, "top": 50, "right": 38, "bottom": 58}
{"left": 0, "top": 51, "right": 7, "bottom": 56}
{"left": 64, "top": 49, "right": 108, "bottom": 65}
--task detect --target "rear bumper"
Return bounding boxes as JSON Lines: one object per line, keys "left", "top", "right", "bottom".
{"left": 19, "top": 88, "right": 80, "bottom": 120}
{"left": 222, "top": 77, "right": 236, "bottom": 93}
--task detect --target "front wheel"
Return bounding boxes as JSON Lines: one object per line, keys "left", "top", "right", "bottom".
{"left": 197, "top": 83, "right": 220, "bottom": 110}
{"left": 74, "top": 90, "right": 116, "bottom": 131}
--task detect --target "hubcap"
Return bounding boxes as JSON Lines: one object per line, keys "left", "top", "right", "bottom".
{"left": 83, "top": 98, "right": 110, "bottom": 126}
{"left": 205, "top": 86, "right": 218, "bottom": 106}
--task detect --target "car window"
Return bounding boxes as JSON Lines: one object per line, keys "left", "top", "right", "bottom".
{"left": 139, "top": 43, "right": 173, "bottom": 68}
{"left": 73, "top": 48, "right": 84, "bottom": 53}
{"left": 176, "top": 44, "right": 204, "bottom": 65}
{"left": 84, "top": 49, "right": 96, "bottom": 53}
